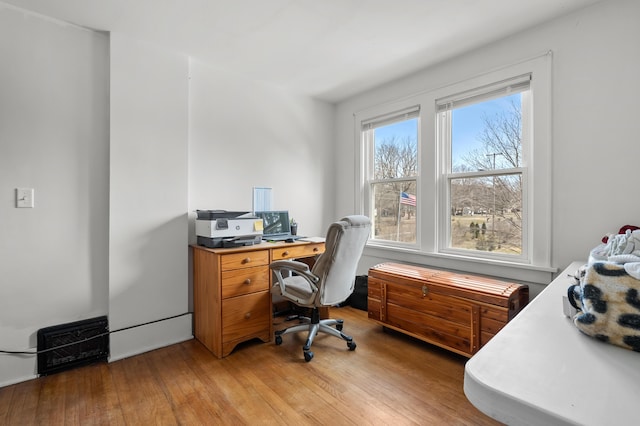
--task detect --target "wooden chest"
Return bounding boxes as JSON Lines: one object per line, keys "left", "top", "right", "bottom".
{"left": 367, "top": 262, "right": 529, "bottom": 357}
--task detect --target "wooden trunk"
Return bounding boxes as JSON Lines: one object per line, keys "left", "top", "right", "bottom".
{"left": 368, "top": 262, "right": 529, "bottom": 357}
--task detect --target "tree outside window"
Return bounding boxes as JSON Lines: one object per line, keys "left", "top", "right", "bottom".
{"left": 364, "top": 116, "right": 418, "bottom": 244}
{"left": 441, "top": 78, "right": 529, "bottom": 256}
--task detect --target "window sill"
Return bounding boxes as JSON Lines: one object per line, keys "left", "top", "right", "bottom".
{"left": 363, "top": 243, "right": 557, "bottom": 285}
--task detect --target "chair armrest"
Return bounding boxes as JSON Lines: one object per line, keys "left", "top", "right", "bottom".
{"left": 270, "top": 260, "right": 316, "bottom": 280}
{"left": 270, "top": 260, "right": 320, "bottom": 302}
{"left": 270, "top": 259, "right": 309, "bottom": 272}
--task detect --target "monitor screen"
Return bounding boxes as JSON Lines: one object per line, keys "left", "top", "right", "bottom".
{"left": 256, "top": 211, "right": 290, "bottom": 236}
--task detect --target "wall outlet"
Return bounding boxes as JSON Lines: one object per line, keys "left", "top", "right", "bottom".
{"left": 16, "top": 188, "right": 34, "bottom": 208}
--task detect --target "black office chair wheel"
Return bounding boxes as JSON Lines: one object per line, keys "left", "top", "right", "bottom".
{"left": 336, "top": 320, "right": 344, "bottom": 331}
{"left": 304, "top": 350, "right": 314, "bottom": 362}
{"left": 347, "top": 340, "right": 357, "bottom": 351}
{"left": 275, "top": 335, "right": 283, "bottom": 345}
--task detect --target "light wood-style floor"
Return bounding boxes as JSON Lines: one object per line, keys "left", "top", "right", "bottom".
{"left": 0, "top": 307, "right": 500, "bottom": 425}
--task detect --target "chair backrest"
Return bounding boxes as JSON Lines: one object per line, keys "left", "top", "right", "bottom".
{"left": 311, "top": 215, "right": 371, "bottom": 306}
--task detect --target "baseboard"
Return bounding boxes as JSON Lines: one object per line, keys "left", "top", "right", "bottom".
{"left": 0, "top": 314, "right": 193, "bottom": 389}
{"left": 0, "top": 370, "right": 37, "bottom": 389}
{"left": 109, "top": 313, "right": 193, "bottom": 362}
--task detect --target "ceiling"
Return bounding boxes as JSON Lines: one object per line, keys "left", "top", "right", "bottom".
{"left": 2, "top": 0, "right": 604, "bottom": 102}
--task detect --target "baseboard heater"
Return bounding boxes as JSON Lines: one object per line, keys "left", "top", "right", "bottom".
{"left": 37, "top": 315, "right": 109, "bottom": 376}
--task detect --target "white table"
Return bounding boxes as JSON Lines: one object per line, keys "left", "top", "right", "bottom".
{"left": 464, "top": 261, "right": 640, "bottom": 425}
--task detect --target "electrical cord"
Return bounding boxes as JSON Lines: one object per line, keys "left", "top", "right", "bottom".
{"left": 0, "top": 312, "right": 193, "bottom": 356}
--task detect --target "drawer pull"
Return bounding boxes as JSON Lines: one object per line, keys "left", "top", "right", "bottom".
{"left": 244, "top": 312, "right": 251, "bottom": 319}
{"left": 242, "top": 257, "right": 251, "bottom": 264}
{"left": 313, "top": 247, "right": 319, "bottom": 252}
{"left": 282, "top": 251, "right": 289, "bottom": 257}
{"left": 244, "top": 278, "right": 251, "bottom": 285}
{"left": 422, "top": 285, "right": 429, "bottom": 297}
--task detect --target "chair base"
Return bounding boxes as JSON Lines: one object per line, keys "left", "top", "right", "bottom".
{"left": 274, "top": 308, "right": 356, "bottom": 362}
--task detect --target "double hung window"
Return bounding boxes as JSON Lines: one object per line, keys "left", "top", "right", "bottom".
{"left": 437, "top": 75, "right": 530, "bottom": 260}
{"left": 362, "top": 107, "right": 419, "bottom": 245}
{"left": 356, "top": 54, "right": 551, "bottom": 274}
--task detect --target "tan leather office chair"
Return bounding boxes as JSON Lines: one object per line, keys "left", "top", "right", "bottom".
{"left": 270, "top": 215, "right": 370, "bottom": 361}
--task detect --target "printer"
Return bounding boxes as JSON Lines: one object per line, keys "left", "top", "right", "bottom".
{"left": 195, "top": 210, "right": 263, "bottom": 248}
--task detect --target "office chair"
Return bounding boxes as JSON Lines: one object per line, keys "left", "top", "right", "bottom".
{"left": 270, "top": 215, "right": 370, "bottom": 362}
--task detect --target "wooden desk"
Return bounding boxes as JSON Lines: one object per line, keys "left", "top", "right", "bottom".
{"left": 191, "top": 240, "right": 325, "bottom": 358}
{"left": 464, "top": 261, "right": 640, "bottom": 425}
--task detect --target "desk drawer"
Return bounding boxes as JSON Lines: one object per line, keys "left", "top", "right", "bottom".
{"left": 221, "top": 250, "right": 269, "bottom": 271}
{"left": 222, "top": 291, "right": 271, "bottom": 343}
{"left": 221, "top": 266, "right": 270, "bottom": 298}
{"left": 272, "top": 243, "right": 324, "bottom": 260}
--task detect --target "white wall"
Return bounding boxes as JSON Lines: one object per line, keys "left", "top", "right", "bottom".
{"left": 0, "top": 9, "right": 193, "bottom": 386}
{"left": 109, "top": 33, "right": 191, "bottom": 361}
{"left": 188, "top": 59, "right": 335, "bottom": 240}
{"left": 0, "top": 4, "right": 333, "bottom": 387}
{"left": 0, "top": 6, "right": 334, "bottom": 386}
{"left": 335, "top": 0, "right": 640, "bottom": 291}
{"left": 0, "top": 6, "right": 109, "bottom": 386}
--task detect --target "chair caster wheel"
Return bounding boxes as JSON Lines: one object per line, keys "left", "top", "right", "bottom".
{"left": 304, "top": 351, "right": 314, "bottom": 362}
{"left": 347, "top": 341, "right": 356, "bottom": 351}
{"left": 275, "top": 335, "right": 283, "bottom": 345}
{"left": 336, "top": 323, "right": 343, "bottom": 331}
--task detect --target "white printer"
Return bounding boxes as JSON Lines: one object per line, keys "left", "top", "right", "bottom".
{"left": 195, "top": 210, "right": 263, "bottom": 248}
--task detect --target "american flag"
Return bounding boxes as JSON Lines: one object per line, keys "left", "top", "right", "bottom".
{"left": 400, "top": 192, "right": 416, "bottom": 206}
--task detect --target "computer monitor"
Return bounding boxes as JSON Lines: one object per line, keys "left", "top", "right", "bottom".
{"left": 255, "top": 211, "right": 291, "bottom": 238}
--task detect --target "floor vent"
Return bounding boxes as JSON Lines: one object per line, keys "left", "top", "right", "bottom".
{"left": 37, "top": 315, "right": 109, "bottom": 376}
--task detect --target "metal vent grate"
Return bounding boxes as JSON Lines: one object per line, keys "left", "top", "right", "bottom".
{"left": 37, "top": 316, "right": 109, "bottom": 376}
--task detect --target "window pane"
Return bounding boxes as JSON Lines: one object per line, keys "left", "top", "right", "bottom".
{"left": 451, "top": 93, "right": 522, "bottom": 172}
{"left": 371, "top": 181, "right": 416, "bottom": 243}
{"left": 450, "top": 174, "right": 522, "bottom": 254}
{"left": 374, "top": 118, "right": 418, "bottom": 179}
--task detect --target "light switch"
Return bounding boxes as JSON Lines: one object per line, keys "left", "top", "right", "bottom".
{"left": 16, "top": 188, "right": 34, "bottom": 208}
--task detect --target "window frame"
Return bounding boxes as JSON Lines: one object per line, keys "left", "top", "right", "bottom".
{"left": 360, "top": 104, "right": 420, "bottom": 248}
{"left": 355, "top": 53, "right": 552, "bottom": 276}
{"left": 436, "top": 76, "right": 531, "bottom": 262}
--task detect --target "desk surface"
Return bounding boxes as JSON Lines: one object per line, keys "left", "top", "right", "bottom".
{"left": 191, "top": 238, "right": 324, "bottom": 254}
{"left": 464, "top": 261, "right": 640, "bottom": 425}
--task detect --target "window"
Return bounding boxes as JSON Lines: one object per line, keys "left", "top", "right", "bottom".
{"left": 437, "top": 75, "right": 530, "bottom": 260}
{"left": 356, "top": 54, "right": 552, "bottom": 274}
{"left": 362, "top": 106, "right": 419, "bottom": 244}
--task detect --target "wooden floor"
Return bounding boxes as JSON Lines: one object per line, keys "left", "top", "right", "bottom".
{"left": 0, "top": 307, "right": 500, "bottom": 425}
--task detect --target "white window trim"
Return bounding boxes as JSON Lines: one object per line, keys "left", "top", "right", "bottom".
{"left": 354, "top": 52, "right": 554, "bottom": 278}
{"left": 436, "top": 75, "right": 531, "bottom": 264}
{"left": 356, "top": 99, "right": 423, "bottom": 250}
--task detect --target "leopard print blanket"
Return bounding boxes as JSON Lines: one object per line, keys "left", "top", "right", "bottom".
{"left": 568, "top": 262, "right": 640, "bottom": 352}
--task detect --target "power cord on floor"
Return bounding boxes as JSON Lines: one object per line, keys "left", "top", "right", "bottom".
{"left": 0, "top": 312, "right": 193, "bottom": 356}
